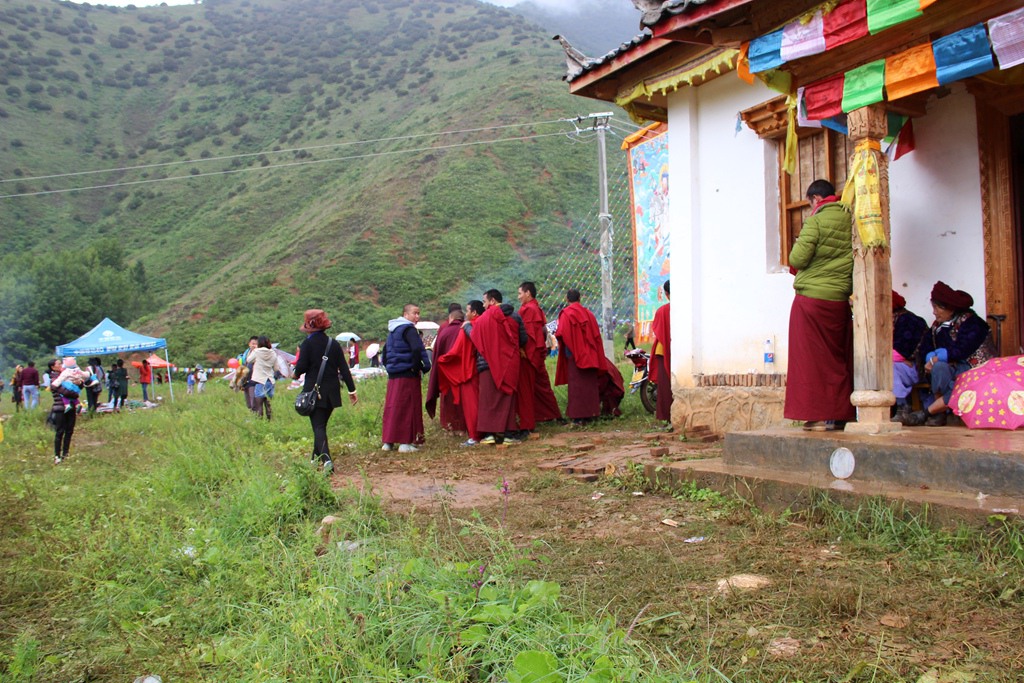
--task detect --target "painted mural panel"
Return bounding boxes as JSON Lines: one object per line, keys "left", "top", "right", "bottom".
{"left": 624, "top": 124, "right": 670, "bottom": 343}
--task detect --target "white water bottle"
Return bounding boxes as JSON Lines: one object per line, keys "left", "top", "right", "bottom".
{"left": 763, "top": 338, "right": 775, "bottom": 373}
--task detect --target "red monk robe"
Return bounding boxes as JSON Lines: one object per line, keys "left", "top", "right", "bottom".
{"left": 471, "top": 306, "right": 521, "bottom": 434}
{"left": 650, "top": 302, "right": 672, "bottom": 422}
{"left": 519, "top": 298, "right": 562, "bottom": 423}
{"left": 555, "top": 302, "right": 606, "bottom": 420}
{"left": 437, "top": 329, "right": 481, "bottom": 441}
{"left": 425, "top": 318, "right": 467, "bottom": 432}
{"left": 599, "top": 361, "right": 625, "bottom": 417}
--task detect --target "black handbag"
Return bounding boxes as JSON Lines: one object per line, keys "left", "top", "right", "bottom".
{"left": 294, "top": 338, "right": 333, "bottom": 416}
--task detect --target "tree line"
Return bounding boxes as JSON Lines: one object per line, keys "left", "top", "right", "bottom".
{"left": 0, "top": 239, "right": 149, "bottom": 370}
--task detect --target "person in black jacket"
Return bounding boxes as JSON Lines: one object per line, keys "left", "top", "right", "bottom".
{"left": 294, "top": 309, "right": 357, "bottom": 474}
{"left": 380, "top": 304, "right": 430, "bottom": 452}
{"left": 901, "top": 282, "right": 994, "bottom": 427}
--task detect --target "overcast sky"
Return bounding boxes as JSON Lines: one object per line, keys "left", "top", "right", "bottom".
{"left": 70, "top": 0, "right": 602, "bottom": 10}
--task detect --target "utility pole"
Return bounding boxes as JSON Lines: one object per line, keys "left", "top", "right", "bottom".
{"left": 565, "top": 112, "right": 615, "bottom": 360}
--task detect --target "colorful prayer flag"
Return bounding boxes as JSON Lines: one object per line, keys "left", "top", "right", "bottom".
{"left": 737, "top": 42, "right": 755, "bottom": 84}
{"left": 796, "top": 88, "right": 822, "bottom": 128}
{"left": 884, "top": 43, "right": 938, "bottom": 100}
{"left": 803, "top": 74, "right": 845, "bottom": 120}
{"left": 842, "top": 59, "right": 886, "bottom": 112}
{"left": 933, "top": 24, "right": 995, "bottom": 85}
{"left": 748, "top": 29, "right": 784, "bottom": 73}
{"left": 781, "top": 11, "right": 826, "bottom": 62}
{"left": 824, "top": 0, "right": 869, "bottom": 50}
{"left": 821, "top": 115, "right": 849, "bottom": 135}
{"left": 758, "top": 69, "right": 793, "bottom": 95}
{"left": 988, "top": 7, "right": 1024, "bottom": 70}
{"left": 893, "top": 119, "right": 916, "bottom": 160}
{"left": 866, "top": 0, "right": 922, "bottom": 35}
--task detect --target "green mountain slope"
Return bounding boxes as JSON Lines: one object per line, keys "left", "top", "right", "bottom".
{"left": 0, "top": 0, "right": 614, "bottom": 366}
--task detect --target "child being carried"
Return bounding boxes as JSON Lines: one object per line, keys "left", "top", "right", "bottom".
{"left": 52, "top": 358, "right": 100, "bottom": 413}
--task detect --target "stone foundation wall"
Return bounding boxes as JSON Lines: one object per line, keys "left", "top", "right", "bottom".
{"left": 670, "top": 385, "right": 787, "bottom": 434}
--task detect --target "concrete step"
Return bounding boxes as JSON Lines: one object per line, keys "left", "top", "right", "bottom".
{"left": 723, "top": 427, "right": 1024, "bottom": 499}
{"left": 645, "top": 457, "right": 1022, "bottom": 523}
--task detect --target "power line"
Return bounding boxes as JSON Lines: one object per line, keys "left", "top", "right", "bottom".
{"left": 0, "top": 130, "right": 573, "bottom": 200}
{"left": 1, "top": 117, "right": 574, "bottom": 185}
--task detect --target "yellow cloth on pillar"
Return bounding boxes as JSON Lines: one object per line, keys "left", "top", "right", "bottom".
{"left": 841, "top": 139, "right": 887, "bottom": 248}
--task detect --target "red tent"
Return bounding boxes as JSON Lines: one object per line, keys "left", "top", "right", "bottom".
{"left": 131, "top": 353, "right": 175, "bottom": 369}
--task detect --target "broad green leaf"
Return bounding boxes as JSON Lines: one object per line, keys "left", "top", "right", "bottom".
{"left": 508, "top": 650, "right": 564, "bottom": 683}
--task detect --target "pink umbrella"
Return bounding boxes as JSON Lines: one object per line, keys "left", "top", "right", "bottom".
{"left": 950, "top": 355, "right": 1024, "bottom": 430}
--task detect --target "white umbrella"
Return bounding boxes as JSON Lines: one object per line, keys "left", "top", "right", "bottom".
{"left": 365, "top": 342, "right": 380, "bottom": 358}
{"left": 414, "top": 321, "right": 440, "bottom": 331}
{"left": 336, "top": 332, "right": 361, "bottom": 342}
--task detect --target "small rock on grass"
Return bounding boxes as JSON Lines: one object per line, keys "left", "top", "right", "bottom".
{"left": 715, "top": 573, "right": 771, "bottom": 595}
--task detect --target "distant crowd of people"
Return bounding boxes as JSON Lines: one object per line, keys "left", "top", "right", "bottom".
{"left": 277, "top": 283, "right": 640, "bottom": 472}
{"left": 5, "top": 356, "right": 178, "bottom": 465}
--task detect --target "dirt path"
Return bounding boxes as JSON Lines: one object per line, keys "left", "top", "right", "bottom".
{"left": 335, "top": 426, "right": 715, "bottom": 509}
{"left": 331, "top": 423, "right": 1024, "bottom": 681}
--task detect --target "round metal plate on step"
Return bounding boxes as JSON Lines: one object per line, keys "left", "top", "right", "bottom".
{"left": 829, "top": 447, "right": 855, "bottom": 479}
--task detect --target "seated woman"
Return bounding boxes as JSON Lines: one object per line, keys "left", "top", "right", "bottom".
{"left": 901, "top": 281, "right": 995, "bottom": 426}
{"left": 890, "top": 290, "right": 927, "bottom": 422}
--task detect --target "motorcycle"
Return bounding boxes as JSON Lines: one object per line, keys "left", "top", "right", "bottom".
{"left": 624, "top": 348, "right": 657, "bottom": 414}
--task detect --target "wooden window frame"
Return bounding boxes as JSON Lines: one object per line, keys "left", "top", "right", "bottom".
{"left": 741, "top": 96, "right": 851, "bottom": 267}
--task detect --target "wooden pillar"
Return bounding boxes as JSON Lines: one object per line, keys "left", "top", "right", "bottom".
{"left": 845, "top": 105, "right": 899, "bottom": 435}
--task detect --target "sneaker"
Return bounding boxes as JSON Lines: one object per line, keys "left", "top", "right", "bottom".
{"left": 502, "top": 437, "right": 522, "bottom": 445}
{"left": 54, "top": 455, "right": 63, "bottom": 465}
{"left": 397, "top": 444, "right": 418, "bottom": 453}
{"left": 381, "top": 443, "right": 393, "bottom": 451}
{"left": 925, "top": 412, "right": 947, "bottom": 427}
{"left": 461, "top": 439, "right": 479, "bottom": 447}
{"left": 322, "top": 458, "right": 334, "bottom": 475}
{"left": 802, "top": 420, "right": 828, "bottom": 432}
{"left": 480, "top": 435, "right": 496, "bottom": 445}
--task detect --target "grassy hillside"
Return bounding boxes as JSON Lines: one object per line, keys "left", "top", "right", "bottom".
{"left": 0, "top": 0, "right": 618, "bottom": 366}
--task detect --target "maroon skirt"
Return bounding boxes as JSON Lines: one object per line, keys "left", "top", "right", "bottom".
{"left": 516, "top": 360, "right": 536, "bottom": 431}
{"left": 532, "top": 357, "right": 562, "bottom": 422}
{"left": 477, "top": 368, "right": 517, "bottom": 433}
{"left": 653, "top": 354, "right": 672, "bottom": 421}
{"left": 382, "top": 377, "right": 425, "bottom": 445}
{"left": 565, "top": 354, "right": 601, "bottom": 420}
{"left": 439, "top": 393, "right": 467, "bottom": 433}
{"left": 784, "top": 294, "right": 856, "bottom": 422}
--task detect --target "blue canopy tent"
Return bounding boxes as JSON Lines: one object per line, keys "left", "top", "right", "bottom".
{"left": 55, "top": 318, "right": 174, "bottom": 401}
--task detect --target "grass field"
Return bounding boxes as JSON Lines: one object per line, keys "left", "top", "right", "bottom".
{"left": 1, "top": 376, "right": 1023, "bottom": 682}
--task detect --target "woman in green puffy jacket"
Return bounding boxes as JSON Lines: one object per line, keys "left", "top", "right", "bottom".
{"left": 784, "top": 179, "right": 856, "bottom": 432}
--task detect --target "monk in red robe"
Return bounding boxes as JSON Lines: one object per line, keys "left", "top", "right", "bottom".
{"left": 437, "top": 301, "right": 483, "bottom": 445}
{"left": 650, "top": 279, "right": 673, "bottom": 423}
{"left": 599, "top": 361, "right": 625, "bottom": 417}
{"left": 518, "top": 281, "right": 563, "bottom": 425}
{"left": 426, "top": 304, "right": 468, "bottom": 433}
{"left": 555, "top": 289, "right": 607, "bottom": 423}
{"left": 472, "top": 291, "right": 523, "bottom": 444}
